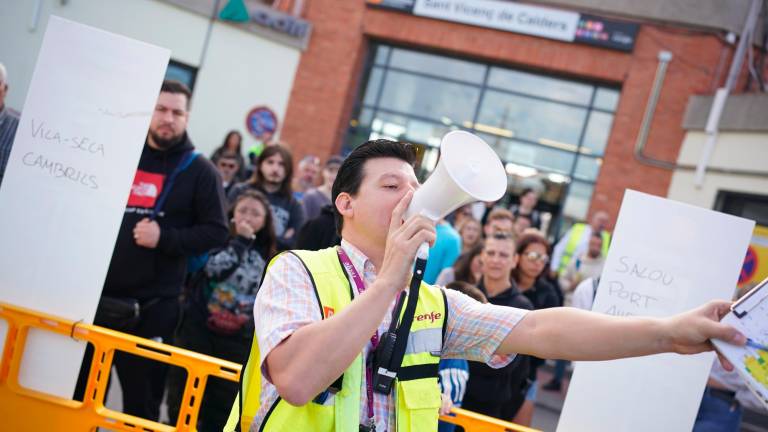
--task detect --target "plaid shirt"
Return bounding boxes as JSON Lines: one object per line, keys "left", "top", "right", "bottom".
{"left": 0, "top": 105, "right": 20, "bottom": 187}
{"left": 252, "top": 240, "right": 528, "bottom": 431}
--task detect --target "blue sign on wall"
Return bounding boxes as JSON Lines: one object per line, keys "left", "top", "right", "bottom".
{"left": 245, "top": 106, "right": 278, "bottom": 141}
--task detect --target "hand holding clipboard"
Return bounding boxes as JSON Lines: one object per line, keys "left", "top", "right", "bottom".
{"left": 712, "top": 276, "right": 768, "bottom": 410}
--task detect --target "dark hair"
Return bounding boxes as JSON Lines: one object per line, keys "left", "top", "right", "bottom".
{"left": 520, "top": 187, "right": 537, "bottom": 197}
{"left": 230, "top": 190, "right": 277, "bottom": 259}
{"left": 514, "top": 213, "right": 532, "bottom": 224}
{"left": 217, "top": 151, "right": 240, "bottom": 163}
{"left": 511, "top": 231, "right": 550, "bottom": 282}
{"left": 331, "top": 139, "right": 417, "bottom": 235}
{"left": 445, "top": 281, "right": 488, "bottom": 303}
{"left": 489, "top": 232, "right": 516, "bottom": 243}
{"left": 160, "top": 80, "right": 192, "bottom": 109}
{"left": 250, "top": 145, "right": 294, "bottom": 198}
{"left": 453, "top": 243, "right": 484, "bottom": 285}
{"left": 221, "top": 130, "right": 243, "bottom": 153}
{"left": 487, "top": 208, "right": 514, "bottom": 223}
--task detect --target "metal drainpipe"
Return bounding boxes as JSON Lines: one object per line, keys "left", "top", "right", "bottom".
{"left": 292, "top": 0, "right": 305, "bottom": 17}
{"left": 198, "top": 0, "right": 222, "bottom": 71}
{"left": 694, "top": 0, "right": 764, "bottom": 186}
{"left": 633, "top": 48, "right": 768, "bottom": 178}
{"left": 29, "top": 0, "right": 44, "bottom": 32}
{"left": 634, "top": 51, "right": 677, "bottom": 170}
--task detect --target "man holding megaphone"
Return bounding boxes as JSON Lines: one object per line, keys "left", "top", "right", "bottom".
{"left": 226, "top": 134, "right": 746, "bottom": 432}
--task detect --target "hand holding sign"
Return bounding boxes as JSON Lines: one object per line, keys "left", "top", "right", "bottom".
{"left": 558, "top": 190, "right": 755, "bottom": 432}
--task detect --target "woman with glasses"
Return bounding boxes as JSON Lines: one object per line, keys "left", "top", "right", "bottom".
{"left": 510, "top": 231, "right": 561, "bottom": 426}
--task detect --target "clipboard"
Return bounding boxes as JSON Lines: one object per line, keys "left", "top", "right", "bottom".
{"left": 712, "top": 276, "right": 768, "bottom": 410}
{"left": 732, "top": 276, "right": 768, "bottom": 318}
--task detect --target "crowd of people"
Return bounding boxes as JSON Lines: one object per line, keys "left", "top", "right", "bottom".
{"left": 0, "top": 72, "right": 759, "bottom": 432}
{"left": 194, "top": 111, "right": 623, "bottom": 428}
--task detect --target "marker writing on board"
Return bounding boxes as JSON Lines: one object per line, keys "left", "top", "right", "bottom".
{"left": 746, "top": 338, "right": 768, "bottom": 351}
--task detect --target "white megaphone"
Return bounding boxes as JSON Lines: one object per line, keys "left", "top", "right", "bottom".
{"left": 405, "top": 130, "right": 507, "bottom": 259}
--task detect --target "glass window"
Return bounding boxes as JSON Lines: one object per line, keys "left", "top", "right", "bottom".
{"left": 488, "top": 67, "right": 593, "bottom": 105}
{"left": 594, "top": 87, "right": 620, "bottom": 111}
{"left": 379, "top": 71, "right": 481, "bottom": 124}
{"left": 371, "top": 111, "right": 408, "bottom": 140}
{"left": 363, "top": 67, "right": 384, "bottom": 106}
{"left": 478, "top": 134, "right": 576, "bottom": 175}
{"left": 374, "top": 45, "right": 391, "bottom": 65}
{"left": 389, "top": 48, "right": 486, "bottom": 84}
{"left": 476, "top": 90, "right": 588, "bottom": 147}
{"left": 357, "top": 108, "right": 374, "bottom": 127}
{"left": 348, "top": 44, "right": 621, "bottom": 236}
{"left": 562, "top": 181, "right": 595, "bottom": 221}
{"left": 581, "top": 111, "right": 614, "bottom": 156}
{"left": 371, "top": 111, "right": 452, "bottom": 147}
{"left": 574, "top": 156, "right": 601, "bottom": 181}
{"left": 166, "top": 60, "right": 197, "bottom": 90}
{"left": 716, "top": 191, "right": 768, "bottom": 226}
{"left": 347, "top": 127, "right": 373, "bottom": 150}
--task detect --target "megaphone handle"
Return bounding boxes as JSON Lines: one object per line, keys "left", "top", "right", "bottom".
{"left": 417, "top": 242, "right": 429, "bottom": 260}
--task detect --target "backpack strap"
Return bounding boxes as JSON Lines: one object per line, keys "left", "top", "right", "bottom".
{"left": 150, "top": 150, "right": 199, "bottom": 220}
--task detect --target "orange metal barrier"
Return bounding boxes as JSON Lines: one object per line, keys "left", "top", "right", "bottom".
{"left": 0, "top": 302, "right": 241, "bottom": 431}
{"left": 0, "top": 302, "right": 540, "bottom": 431}
{"left": 440, "top": 407, "right": 542, "bottom": 432}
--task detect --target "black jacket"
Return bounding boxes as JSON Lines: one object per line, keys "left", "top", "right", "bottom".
{"left": 102, "top": 134, "right": 228, "bottom": 299}
{"left": 295, "top": 205, "right": 340, "bottom": 251}
{"left": 465, "top": 279, "right": 533, "bottom": 403}
{"left": 521, "top": 277, "right": 561, "bottom": 380}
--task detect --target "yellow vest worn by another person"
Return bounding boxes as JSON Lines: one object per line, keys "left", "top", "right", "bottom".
{"left": 225, "top": 247, "right": 447, "bottom": 432}
{"left": 558, "top": 223, "right": 611, "bottom": 274}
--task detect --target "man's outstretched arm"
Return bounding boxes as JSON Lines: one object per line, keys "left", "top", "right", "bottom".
{"left": 497, "top": 301, "right": 746, "bottom": 367}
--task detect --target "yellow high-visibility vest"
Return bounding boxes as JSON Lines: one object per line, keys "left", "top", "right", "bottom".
{"left": 558, "top": 223, "right": 611, "bottom": 274}
{"left": 225, "top": 247, "right": 446, "bottom": 431}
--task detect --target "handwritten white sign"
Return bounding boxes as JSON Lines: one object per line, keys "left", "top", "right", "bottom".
{"left": 0, "top": 16, "right": 169, "bottom": 398}
{"left": 558, "top": 190, "right": 754, "bottom": 432}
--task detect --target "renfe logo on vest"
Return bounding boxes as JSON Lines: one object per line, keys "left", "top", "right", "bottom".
{"left": 416, "top": 311, "right": 442, "bottom": 323}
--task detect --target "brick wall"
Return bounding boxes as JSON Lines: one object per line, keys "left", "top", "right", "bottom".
{"left": 279, "top": 0, "right": 368, "bottom": 163}
{"left": 281, "top": 2, "right": 729, "bottom": 227}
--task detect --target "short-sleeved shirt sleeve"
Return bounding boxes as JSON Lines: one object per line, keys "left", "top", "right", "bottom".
{"left": 442, "top": 288, "right": 529, "bottom": 368}
{"left": 253, "top": 252, "right": 321, "bottom": 380}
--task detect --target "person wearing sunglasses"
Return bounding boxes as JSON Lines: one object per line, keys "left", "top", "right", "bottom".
{"left": 510, "top": 231, "right": 560, "bottom": 426}
{"left": 215, "top": 152, "right": 242, "bottom": 197}
{"left": 211, "top": 130, "right": 246, "bottom": 181}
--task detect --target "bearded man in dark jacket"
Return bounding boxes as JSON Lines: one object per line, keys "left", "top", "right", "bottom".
{"left": 75, "top": 80, "right": 228, "bottom": 421}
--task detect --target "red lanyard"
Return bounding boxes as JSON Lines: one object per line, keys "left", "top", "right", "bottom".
{"left": 337, "top": 247, "right": 378, "bottom": 427}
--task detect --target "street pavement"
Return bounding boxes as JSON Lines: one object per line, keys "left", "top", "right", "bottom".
{"left": 103, "top": 364, "right": 767, "bottom": 432}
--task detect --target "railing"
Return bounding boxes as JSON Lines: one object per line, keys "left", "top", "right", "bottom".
{"left": 0, "top": 302, "right": 540, "bottom": 431}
